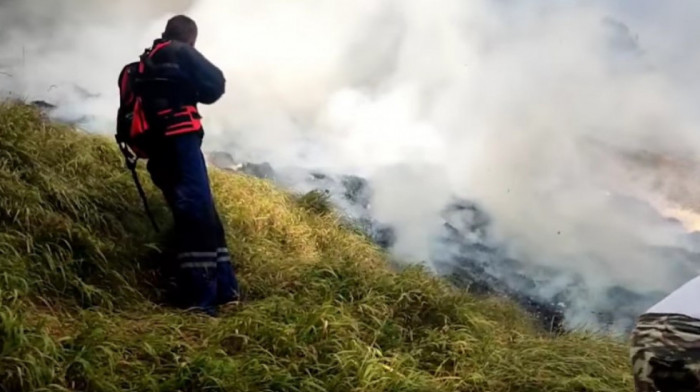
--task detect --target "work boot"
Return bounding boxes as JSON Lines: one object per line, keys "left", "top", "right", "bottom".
{"left": 215, "top": 248, "right": 240, "bottom": 305}
{"left": 216, "top": 265, "right": 240, "bottom": 305}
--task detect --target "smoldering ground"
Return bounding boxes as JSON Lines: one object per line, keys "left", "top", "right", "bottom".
{"left": 3, "top": 0, "right": 700, "bottom": 332}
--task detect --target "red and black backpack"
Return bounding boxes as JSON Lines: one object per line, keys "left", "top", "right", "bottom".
{"left": 116, "top": 41, "right": 172, "bottom": 159}
{"left": 116, "top": 40, "right": 203, "bottom": 160}
{"left": 115, "top": 42, "right": 176, "bottom": 232}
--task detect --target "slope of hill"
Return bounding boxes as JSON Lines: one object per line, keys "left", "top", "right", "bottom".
{"left": 0, "top": 101, "right": 632, "bottom": 391}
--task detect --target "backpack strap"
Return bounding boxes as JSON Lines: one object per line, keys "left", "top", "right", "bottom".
{"left": 127, "top": 43, "right": 169, "bottom": 141}
{"left": 137, "top": 41, "right": 203, "bottom": 137}
{"left": 138, "top": 40, "right": 173, "bottom": 75}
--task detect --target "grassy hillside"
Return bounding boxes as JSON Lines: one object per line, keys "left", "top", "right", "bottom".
{"left": 0, "top": 101, "right": 633, "bottom": 391}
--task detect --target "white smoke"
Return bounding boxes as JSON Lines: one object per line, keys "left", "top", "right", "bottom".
{"left": 3, "top": 0, "right": 700, "bottom": 330}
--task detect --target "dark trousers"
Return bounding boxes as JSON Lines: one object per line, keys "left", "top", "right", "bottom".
{"left": 146, "top": 132, "right": 239, "bottom": 312}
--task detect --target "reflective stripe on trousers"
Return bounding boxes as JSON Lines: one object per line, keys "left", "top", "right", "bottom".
{"left": 178, "top": 248, "right": 231, "bottom": 269}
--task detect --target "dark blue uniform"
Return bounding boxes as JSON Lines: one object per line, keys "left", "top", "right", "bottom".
{"left": 123, "top": 38, "right": 239, "bottom": 314}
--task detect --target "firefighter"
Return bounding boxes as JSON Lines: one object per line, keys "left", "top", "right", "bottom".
{"left": 116, "top": 15, "right": 239, "bottom": 315}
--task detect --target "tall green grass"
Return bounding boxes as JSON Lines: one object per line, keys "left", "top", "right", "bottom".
{"left": 0, "top": 102, "right": 633, "bottom": 391}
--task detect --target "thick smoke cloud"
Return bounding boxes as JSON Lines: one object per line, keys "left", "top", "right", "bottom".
{"left": 0, "top": 0, "right": 191, "bottom": 128}
{"left": 3, "top": 0, "right": 700, "bottom": 331}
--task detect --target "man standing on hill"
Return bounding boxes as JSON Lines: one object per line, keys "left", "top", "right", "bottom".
{"left": 116, "top": 15, "right": 239, "bottom": 315}
{"left": 630, "top": 275, "right": 700, "bottom": 391}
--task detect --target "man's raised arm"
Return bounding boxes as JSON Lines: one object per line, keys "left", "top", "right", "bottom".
{"left": 179, "top": 45, "right": 226, "bottom": 105}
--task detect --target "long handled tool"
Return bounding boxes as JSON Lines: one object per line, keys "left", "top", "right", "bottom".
{"left": 116, "top": 136, "right": 160, "bottom": 232}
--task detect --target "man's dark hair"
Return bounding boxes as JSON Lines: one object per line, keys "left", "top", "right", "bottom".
{"left": 162, "top": 15, "right": 198, "bottom": 45}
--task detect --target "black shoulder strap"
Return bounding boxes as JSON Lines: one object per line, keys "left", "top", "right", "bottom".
{"left": 139, "top": 41, "right": 185, "bottom": 81}
{"left": 115, "top": 137, "right": 160, "bottom": 232}
{"left": 129, "top": 159, "right": 160, "bottom": 233}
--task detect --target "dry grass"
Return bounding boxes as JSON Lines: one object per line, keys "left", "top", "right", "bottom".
{"left": 0, "top": 101, "right": 633, "bottom": 391}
